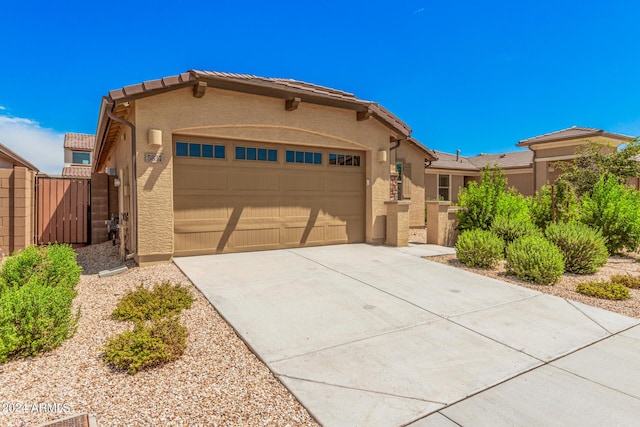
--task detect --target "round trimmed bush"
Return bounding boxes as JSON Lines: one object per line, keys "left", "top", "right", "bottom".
{"left": 490, "top": 216, "right": 541, "bottom": 248}
{"left": 506, "top": 235, "right": 564, "bottom": 285}
{"left": 576, "top": 281, "right": 631, "bottom": 300}
{"left": 544, "top": 222, "right": 608, "bottom": 274}
{"left": 455, "top": 229, "right": 504, "bottom": 269}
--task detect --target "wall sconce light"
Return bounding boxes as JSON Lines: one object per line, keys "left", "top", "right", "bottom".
{"left": 377, "top": 149, "right": 388, "bottom": 162}
{"left": 148, "top": 129, "right": 162, "bottom": 146}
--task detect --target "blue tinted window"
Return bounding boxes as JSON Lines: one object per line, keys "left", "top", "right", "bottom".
{"left": 304, "top": 152, "right": 313, "bottom": 164}
{"left": 286, "top": 150, "right": 295, "bottom": 163}
{"left": 268, "top": 149, "right": 278, "bottom": 162}
{"left": 247, "top": 147, "right": 257, "bottom": 160}
{"left": 338, "top": 154, "right": 345, "bottom": 165}
{"left": 189, "top": 143, "right": 201, "bottom": 157}
{"left": 202, "top": 144, "right": 213, "bottom": 158}
{"left": 258, "top": 148, "right": 267, "bottom": 161}
{"left": 329, "top": 153, "right": 337, "bottom": 165}
{"left": 214, "top": 145, "right": 225, "bottom": 159}
{"left": 314, "top": 152, "right": 322, "bottom": 164}
{"left": 72, "top": 152, "right": 90, "bottom": 164}
{"left": 176, "top": 142, "right": 188, "bottom": 157}
{"left": 296, "top": 151, "right": 304, "bottom": 163}
{"left": 236, "top": 146, "right": 246, "bottom": 160}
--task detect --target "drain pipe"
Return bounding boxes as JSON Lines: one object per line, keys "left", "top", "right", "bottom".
{"left": 105, "top": 102, "right": 138, "bottom": 260}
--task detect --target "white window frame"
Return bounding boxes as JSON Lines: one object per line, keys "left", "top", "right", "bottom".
{"left": 438, "top": 174, "right": 451, "bottom": 201}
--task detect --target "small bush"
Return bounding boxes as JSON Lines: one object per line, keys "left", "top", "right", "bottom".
{"left": 456, "top": 229, "right": 504, "bottom": 269}
{"left": 580, "top": 176, "right": 640, "bottom": 254}
{"left": 610, "top": 274, "right": 640, "bottom": 289}
{"left": 112, "top": 282, "right": 193, "bottom": 322}
{"left": 506, "top": 235, "right": 564, "bottom": 285}
{"left": 0, "top": 278, "right": 78, "bottom": 362}
{"left": 576, "top": 281, "right": 631, "bottom": 300}
{"left": 103, "top": 316, "right": 187, "bottom": 374}
{"left": 457, "top": 166, "right": 508, "bottom": 231}
{"left": 490, "top": 216, "right": 541, "bottom": 248}
{"left": 0, "top": 246, "right": 45, "bottom": 293}
{"left": 544, "top": 222, "right": 609, "bottom": 274}
{"left": 0, "top": 244, "right": 81, "bottom": 362}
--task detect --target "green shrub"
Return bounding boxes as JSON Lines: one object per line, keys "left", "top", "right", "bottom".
{"left": 544, "top": 222, "right": 608, "bottom": 274}
{"left": 0, "top": 244, "right": 81, "bottom": 362}
{"left": 610, "top": 274, "right": 640, "bottom": 289}
{"left": 529, "top": 180, "right": 580, "bottom": 230}
{"left": 576, "top": 281, "right": 631, "bottom": 300}
{"left": 580, "top": 176, "right": 640, "bottom": 254}
{"left": 103, "top": 316, "right": 187, "bottom": 374}
{"left": 457, "top": 166, "right": 508, "bottom": 231}
{"left": 490, "top": 216, "right": 541, "bottom": 248}
{"left": 506, "top": 235, "right": 564, "bottom": 285}
{"left": 456, "top": 229, "right": 504, "bottom": 269}
{"left": 112, "top": 282, "right": 193, "bottom": 322}
{"left": 0, "top": 280, "right": 78, "bottom": 362}
{"left": 0, "top": 245, "right": 45, "bottom": 294}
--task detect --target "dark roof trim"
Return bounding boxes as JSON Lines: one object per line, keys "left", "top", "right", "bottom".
{"left": 0, "top": 142, "right": 39, "bottom": 171}
{"left": 517, "top": 126, "right": 634, "bottom": 147}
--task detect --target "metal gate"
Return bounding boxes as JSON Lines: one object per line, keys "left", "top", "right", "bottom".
{"left": 36, "top": 177, "right": 90, "bottom": 245}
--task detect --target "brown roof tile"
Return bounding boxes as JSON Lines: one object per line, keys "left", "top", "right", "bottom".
{"left": 518, "top": 126, "right": 633, "bottom": 146}
{"left": 468, "top": 151, "right": 533, "bottom": 169}
{"left": 430, "top": 151, "right": 480, "bottom": 171}
{"left": 61, "top": 166, "right": 91, "bottom": 177}
{"left": 64, "top": 133, "right": 95, "bottom": 150}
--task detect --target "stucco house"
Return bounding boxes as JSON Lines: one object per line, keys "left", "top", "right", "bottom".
{"left": 426, "top": 126, "right": 634, "bottom": 203}
{"left": 62, "top": 133, "right": 95, "bottom": 177}
{"left": 0, "top": 142, "right": 38, "bottom": 254}
{"left": 91, "top": 70, "right": 436, "bottom": 265}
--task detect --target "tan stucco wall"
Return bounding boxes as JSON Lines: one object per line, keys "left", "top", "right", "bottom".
{"left": 105, "top": 86, "right": 425, "bottom": 264}
{"left": 396, "top": 143, "right": 426, "bottom": 227}
{"left": 504, "top": 170, "right": 534, "bottom": 196}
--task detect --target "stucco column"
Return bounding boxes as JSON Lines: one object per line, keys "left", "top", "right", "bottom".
{"left": 384, "top": 200, "right": 410, "bottom": 246}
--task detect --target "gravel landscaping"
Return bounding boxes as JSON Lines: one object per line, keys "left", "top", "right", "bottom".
{"left": 428, "top": 253, "right": 640, "bottom": 318}
{"left": 0, "top": 242, "right": 317, "bottom": 427}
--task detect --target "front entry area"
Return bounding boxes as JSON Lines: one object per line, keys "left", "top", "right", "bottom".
{"left": 173, "top": 138, "right": 365, "bottom": 256}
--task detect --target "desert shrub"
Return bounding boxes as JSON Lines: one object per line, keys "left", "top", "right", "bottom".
{"left": 112, "top": 282, "right": 193, "bottom": 322}
{"left": 0, "top": 244, "right": 81, "bottom": 362}
{"left": 0, "top": 245, "right": 45, "bottom": 293}
{"left": 529, "top": 180, "right": 580, "bottom": 230}
{"left": 457, "top": 166, "right": 508, "bottom": 231}
{"left": 103, "top": 316, "right": 187, "bottom": 374}
{"left": 456, "top": 229, "right": 504, "bottom": 269}
{"left": 544, "top": 222, "right": 608, "bottom": 274}
{"left": 580, "top": 176, "right": 640, "bottom": 254}
{"left": 490, "top": 216, "right": 541, "bottom": 248}
{"left": 610, "top": 274, "right": 640, "bottom": 289}
{"left": 0, "top": 279, "right": 78, "bottom": 362}
{"left": 576, "top": 281, "right": 631, "bottom": 300}
{"left": 506, "top": 235, "right": 564, "bottom": 285}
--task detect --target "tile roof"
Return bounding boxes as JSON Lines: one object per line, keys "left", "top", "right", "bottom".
{"left": 429, "top": 151, "right": 479, "bottom": 171}
{"left": 468, "top": 151, "right": 533, "bottom": 169}
{"left": 518, "top": 126, "right": 633, "bottom": 146}
{"left": 0, "top": 141, "right": 39, "bottom": 171}
{"left": 104, "top": 70, "right": 412, "bottom": 137}
{"left": 61, "top": 166, "right": 91, "bottom": 177}
{"left": 64, "top": 133, "right": 95, "bottom": 151}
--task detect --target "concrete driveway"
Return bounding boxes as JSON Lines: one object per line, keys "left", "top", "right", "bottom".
{"left": 175, "top": 244, "right": 640, "bottom": 427}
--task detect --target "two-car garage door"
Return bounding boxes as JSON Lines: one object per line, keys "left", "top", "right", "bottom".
{"left": 173, "top": 139, "right": 365, "bottom": 256}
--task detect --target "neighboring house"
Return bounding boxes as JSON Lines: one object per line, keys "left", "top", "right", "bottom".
{"left": 0, "top": 142, "right": 39, "bottom": 254}
{"left": 426, "top": 126, "right": 634, "bottom": 203}
{"left": 62, "top": 133, "right": 95, "bottom": 177}
{"left": 91, "top": 70, "right": 436, "bottom": 265}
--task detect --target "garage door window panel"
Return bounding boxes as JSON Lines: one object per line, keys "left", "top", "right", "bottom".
{"left": 329, "top": 153, "right": 361, "bottom": 167}
{"left": 286, "top": 150, "right": 323, "bottom": 165}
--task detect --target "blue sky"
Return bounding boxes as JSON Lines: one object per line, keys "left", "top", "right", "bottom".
{"left": 1, "top": 0, "right": 639, "bottom": 174}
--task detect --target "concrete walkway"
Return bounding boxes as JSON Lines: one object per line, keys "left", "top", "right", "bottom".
{"left": 175, "top": 244, "right": 640, "bottom": 427}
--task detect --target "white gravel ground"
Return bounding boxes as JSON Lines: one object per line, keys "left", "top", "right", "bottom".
{"left": 429, "top": 253, "right": 640, "bottom": 318}
{"left": 0, "top": 242, "right": 317, "bottom": 427}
